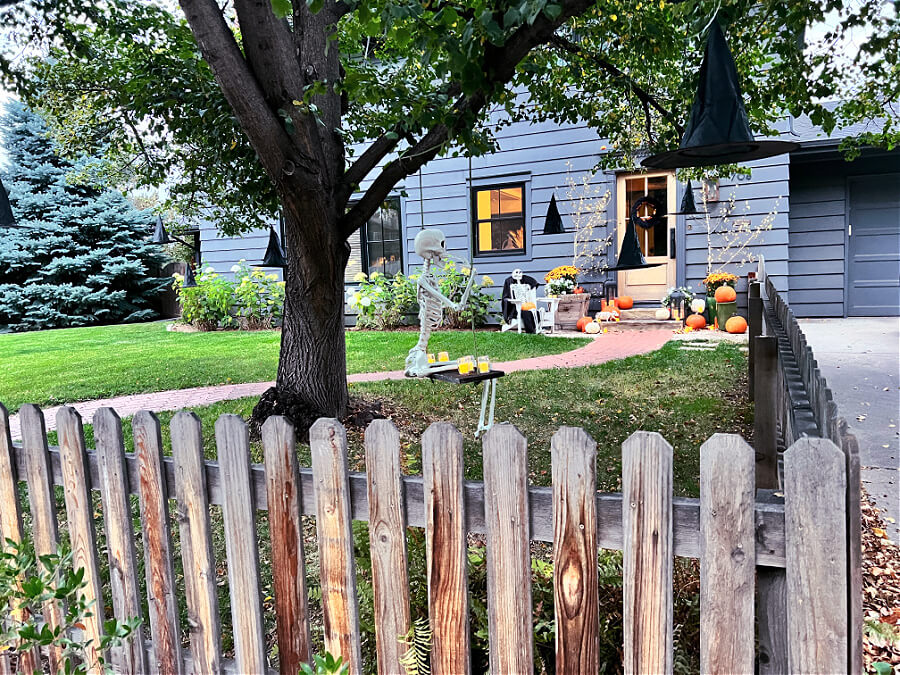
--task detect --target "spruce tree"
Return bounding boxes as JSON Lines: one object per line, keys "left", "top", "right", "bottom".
{"left": 0, "top": 101, "right": 169, "bottom": 331}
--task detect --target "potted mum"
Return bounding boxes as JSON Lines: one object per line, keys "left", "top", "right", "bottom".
{"left": 701, "top": 271, "right": 739, "bottom": 328}
{"left": 545, "top": 265, "right": 589, "bottom": 329}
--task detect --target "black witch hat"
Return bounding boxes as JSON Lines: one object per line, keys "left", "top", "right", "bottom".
{"left": 671, "top": 180, "right": 700, "bottom": 215}
{"left": 0, "top": 177, "right": 16, "bottom": 228}
{"left": 151, "top": 215, "right": 170, "bottom": 244}
{"left": 606, "top": 216, "right": 665, "bottom": 272}
{"left": 642, "top": 20, "right": 798, "bottom": 169}
{"left": 261, "top": 225, "right": 288, "bottom": 268}
{"left": 543, "top": 194, "right": 565, "bottom": 234}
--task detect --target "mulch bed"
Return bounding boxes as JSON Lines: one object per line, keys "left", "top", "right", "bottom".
{"left": 862, "top": 487, "right": 900, "bottom": 671}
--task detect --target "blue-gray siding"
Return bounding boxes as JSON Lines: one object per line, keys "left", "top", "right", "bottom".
{"left": 788, "top": 152, "right": 900, "bottom": 317}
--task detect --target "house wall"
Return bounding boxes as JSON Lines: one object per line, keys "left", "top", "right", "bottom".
{"left": 788, "top": 151, "right": 900, "bottom": 317}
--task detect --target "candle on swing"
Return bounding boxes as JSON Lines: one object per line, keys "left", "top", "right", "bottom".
{"left": 438, "top": 351, "right": 449, "bottom": 362}
{"left": 478, "top": 356, "right": 490, "bottom": 373}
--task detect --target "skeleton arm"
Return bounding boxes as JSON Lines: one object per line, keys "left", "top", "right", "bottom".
{"left": 417, "top": 268, "right": 477, "bottom": 311}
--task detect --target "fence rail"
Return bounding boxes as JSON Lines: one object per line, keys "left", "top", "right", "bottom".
{"left": 1, "top": 401, "right": 850, "bottom": 674}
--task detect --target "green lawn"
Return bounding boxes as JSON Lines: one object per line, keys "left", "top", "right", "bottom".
{"left": 0, "top": 321, "right": 588, "bottom": 412}
{"left": 53, "top": 340, "right": 750, "bottom": 498}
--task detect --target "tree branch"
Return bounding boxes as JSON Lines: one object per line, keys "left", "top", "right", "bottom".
{"left": 179, "top": 0, "right": 313, "bottom": 187}
{"left": 548, "top": 34, "right": 685, "bottom": 137}
{"left": 338, "top": 0, "right": 594, "bottom": 239}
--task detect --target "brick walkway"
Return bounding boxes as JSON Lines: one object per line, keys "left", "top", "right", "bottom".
{"left": 7, "top": 329, "right": 672, "bottom": 440}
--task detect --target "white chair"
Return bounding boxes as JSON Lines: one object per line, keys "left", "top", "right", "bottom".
{"left": 537, "top": 294, "right": 559, "bottom": 333}
{"left": 509, "top": 283, "right": 540, "bottom": 334}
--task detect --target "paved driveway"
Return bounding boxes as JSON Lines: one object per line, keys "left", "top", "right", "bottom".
{"left": 800, "top": 318, "right": 900, "bottom": 538}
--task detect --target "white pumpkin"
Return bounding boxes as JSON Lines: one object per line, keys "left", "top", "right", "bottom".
{"left": 584, "top": 321, "right": 601, "bottom": 334}
{"left": 654, "top": 308, "right": 670, "bottom": 320}
{"left": 690, "top": 298, "right": 707, "bottom": 314}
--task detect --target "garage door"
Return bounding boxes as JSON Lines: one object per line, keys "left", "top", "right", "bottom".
{"left": 847, "top": 174, "right": 900, "bottom": 316}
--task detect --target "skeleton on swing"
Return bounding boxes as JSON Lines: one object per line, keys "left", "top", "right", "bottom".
{"left": 404, "top": 228, "right": 477, "bottom": 377}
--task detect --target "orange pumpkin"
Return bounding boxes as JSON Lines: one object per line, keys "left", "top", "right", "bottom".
{"left": 725, "top": 315, "right": 748, "bottom": 334}
{"left": 576, "top": 316, "right": 592, "bottom": 332}
{"left": 521, "top": 302, "right": 537, "bottom": 311}
{"left": 685, "top": 313, "right": 707, "bottom": 330}
{"left": 617, "top": 295, "right": 634, "bottom": 310}
{"left": 714, "top": 285, "right": 737, "bottom": 303}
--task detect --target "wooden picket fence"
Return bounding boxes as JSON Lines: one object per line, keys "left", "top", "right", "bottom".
{"left": 0, "top": 401, "right": 851, "bottom": 674}
{"left": 748, "top": 258, "right": 863, "bottom": 673}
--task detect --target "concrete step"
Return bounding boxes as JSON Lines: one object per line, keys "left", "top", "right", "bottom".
{"left": 605, "top": 318, "right": 676, "bottom": 332}
{"left": 618, "top": 307, "right": 667, "bottom": 320}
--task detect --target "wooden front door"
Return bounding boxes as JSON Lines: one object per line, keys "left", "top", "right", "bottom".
{"left": 616, "top": 172, "right": 676, "bottom": 301}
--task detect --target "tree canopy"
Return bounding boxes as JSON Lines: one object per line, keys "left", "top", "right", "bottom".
{"left": 2, "top": 0, "right": 895, "bottom": 235}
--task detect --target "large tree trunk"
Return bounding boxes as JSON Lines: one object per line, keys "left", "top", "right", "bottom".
{"left": 250, "top": 196, "right": 350, "bottom": 436}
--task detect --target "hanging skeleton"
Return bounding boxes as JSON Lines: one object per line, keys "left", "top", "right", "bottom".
{"left": 405, "top": 228, "right": 476, "bottom": 377}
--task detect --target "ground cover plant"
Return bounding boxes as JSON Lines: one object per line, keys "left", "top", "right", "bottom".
{"left": 37, "top": 340, "right": 747, "bottom": 673}
{"left": 0, "top": 322, "right": 588, "bottom": 413}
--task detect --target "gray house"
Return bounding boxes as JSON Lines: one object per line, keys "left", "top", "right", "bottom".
{"left": 198, "top": 107, "right": 900, "bottom": 319}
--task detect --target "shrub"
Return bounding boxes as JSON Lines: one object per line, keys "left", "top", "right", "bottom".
{"left": 231, "top": 261, "right": 285, "bottom": 329}
{"left": 173, "top": 266, "right": 235, "bottom": 330}
{"left": 434, "top": 262, "right": 494, "bottom": 328}
{"left": 0, "top": 538, "right": 140, "bottom": 675}
{"left": 347, "top": 271, "right": 417, "bottom": 330}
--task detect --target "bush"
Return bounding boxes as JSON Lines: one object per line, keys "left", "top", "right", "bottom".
{"left": 173, "top": 266, "right": 236, "bottom": 330}
{"left": 435, "top": 262, "right": 494, "bottom": 328}
{"left": 231, "top": 261, "right": 285, "bottom": 329}
{"left": 347, "top": 271, "right": 417, "bottom": 330}
{"left": 0, "top": 538, "right": 140, "bottom": 675}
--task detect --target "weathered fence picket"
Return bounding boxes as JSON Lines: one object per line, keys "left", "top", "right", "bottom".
{"left": 57, "top": 407, "right": 105, "bottom": 672}
{"left": 422, "top": 422, "right": 470, "bottom": 675}
{"left": 622, "top": 431, "right": 673, "bottom": 674}
{"left": 19, "top": 404, "right": 64, "bottom": 674}
{"left": 263, "top": 415, "right": 312, "bottom": 675}
{"left": 0, "top": 402, "right": 855, "bottom": 674}
{"left": 94, "top": 407, "right": 149, "bottom": 674}
{"left": 310, "top": 418, "right": 362, "bottom": 674}
{"left": 133, "top": 411, "right": 182, "bottom": 675}
{"left": 170, "top": 411, "right": 223, "bottom": 675}
{"left": 363, "top": 419, "right": 410, "bottom": 675}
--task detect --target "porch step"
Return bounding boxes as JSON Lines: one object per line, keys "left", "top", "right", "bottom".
{"left": 618, "top": 307, "right": 666, "bottom": 320}
{"left": 605, "top": 318, "right": 675, "bottom": 332}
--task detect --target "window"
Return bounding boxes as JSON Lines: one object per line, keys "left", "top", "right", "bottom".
{"left": 624, "top": 175, "right": 668, "bottom": 257}
{"left": 472, "top": 183, "right": 526, "bottom": 256}
{"left": 363, "top": 198, "right": 403, "bottom": 276}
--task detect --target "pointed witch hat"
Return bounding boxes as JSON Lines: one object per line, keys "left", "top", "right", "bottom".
{"left": 261, "top": 225, "right": 288, "bottom": 268}
{"left": 671, "top": 180, "right": 701, "bottom": 215}
{"left": 642, "top": 20, "right": 798, "bottom": 169}
{"left": 0, "top": 177, "right": 15, "bottom": 227}
{"left": 606, "top": 216, "right": 665, "bottom": 272}
{"left": 543, "top": 194, "right": 565, "bottom": 234}
{"left": 151, "top": 214, "right": 170, "bottom": 244}
{"left": 182, "top": 263, "right": 198, "bottom": 288}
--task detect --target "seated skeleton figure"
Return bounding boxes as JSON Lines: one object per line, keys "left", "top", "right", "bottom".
{"left": 404, "top": 228, "right": 476, "bottom": 377}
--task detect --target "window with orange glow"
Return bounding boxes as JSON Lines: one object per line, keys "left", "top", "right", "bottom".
{"left": 471, "top": 183, "right": 525, "bottom": 256}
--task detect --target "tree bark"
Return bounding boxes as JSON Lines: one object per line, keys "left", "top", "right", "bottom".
{"left": 275, "top": 197, "right": 349, "bottom": 419}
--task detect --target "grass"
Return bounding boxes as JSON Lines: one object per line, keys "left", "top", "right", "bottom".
{"left": 52, "top": 340, "right": 750, "bottom": 498}
{"left": 0, "top": 321, "right": 588, "bottom": 413}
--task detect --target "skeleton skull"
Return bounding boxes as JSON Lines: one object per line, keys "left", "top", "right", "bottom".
{"left": 414, "top": 228, "right": 447, "bottom": 262}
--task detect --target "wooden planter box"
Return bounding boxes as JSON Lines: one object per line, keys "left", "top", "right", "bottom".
{"left": 554, "top": 293, "right": 590, "bottom": 330}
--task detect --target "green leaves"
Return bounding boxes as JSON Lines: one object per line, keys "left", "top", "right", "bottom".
{"left": 270, "top": 0, "right": 291, "bottom": 18}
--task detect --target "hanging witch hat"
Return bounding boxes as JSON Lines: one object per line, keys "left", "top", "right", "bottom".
{"left": 182, "top": 263, "right": 198, "bottom": 288}
{"left": 543, "top": 194, "right": 565, "bottom": 234}
{"left": 642, "top": 20, "right": 798, "bottom": 169}
{"left": 261, "top": 225, "right": 288, "bottom": 268}
{"left": 671, "top": 180, "right": 700, "bottom": 215}
{"left": 151, "top": 214, "right": 170, "bottom": 244}
{"left": 606, "top": 216, "right": 665, "bottom": 272}
{"left": 0, "top": 177, "right": 15, "bottom": 228}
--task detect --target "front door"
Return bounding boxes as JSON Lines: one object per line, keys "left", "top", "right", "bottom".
{"left": 847, "top": 174, "right": 900, "bottom": 316}
{"left": 616, "top": 172, "right": 677, "bottom": 301}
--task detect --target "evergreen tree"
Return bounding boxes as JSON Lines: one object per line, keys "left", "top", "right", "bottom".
{"left": 0, "top": 101, "right": 169, "bottom": 331}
